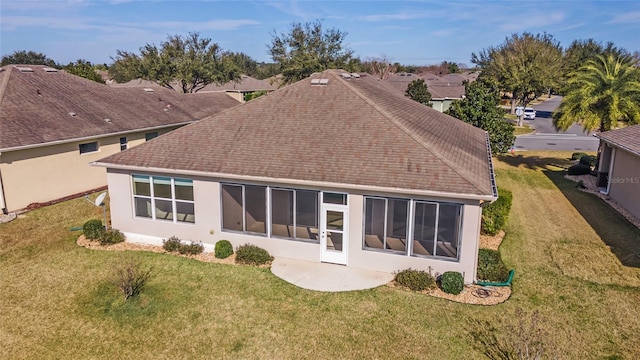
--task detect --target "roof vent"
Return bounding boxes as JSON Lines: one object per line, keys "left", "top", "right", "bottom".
{"left": 351, "top": 73, "right": 361, "bottom": 78}
{"left": 340, "top": 73, "right": 351, "bottom": 79}
{"left": 69, "top": 112, "right": 77, "bottom": 117}
{"left": 15, "top": 66, "right": 33, "bottom": 72}
{"left": 143, "top": 88, "right": 154, "bottom": 93}
{"left": 104, "top": 118, "right": 112, "bottom": 123}
{"left": 43, "top": 67, "right": 58, "bottom": 72}
{"left": 310, "top": 78, "right": 329, "bottom": 86}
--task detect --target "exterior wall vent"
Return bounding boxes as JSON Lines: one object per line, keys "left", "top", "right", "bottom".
{"left": 15, "top": 66, "right": 33, "bottom": 72}
{"left": 43, "top": 67, "right": 58, "bottom": 72}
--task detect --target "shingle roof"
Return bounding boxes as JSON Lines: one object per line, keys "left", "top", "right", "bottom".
{"left": 382, "top": 72, "right": 469, "bottom": 100}
{"left": 0, "top": 65, "right": 241, "bottom": 150}
{"left": 96, "top": 70, "right": 495, "bottom": 197}
{"left": 200, "top": 75, "right": 278, "bottom": 92}
{"left": 596, "top": 124, "right": 640, "bottom": 156}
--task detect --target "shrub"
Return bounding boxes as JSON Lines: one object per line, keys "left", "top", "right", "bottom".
{"left": 83, "top": 219, "right": 104, "bottom": 240}
{"left": 215, "top": 240, "right": 234, "bottom": 259}
{"left": 112, "top": 255, "right": 152, "bottom": 301}
{"left": 481, "top": 188, "right": 513, "bottom": 236}
{"left": 567, "top": 164, "right": 591, "bottom": 175}
{"left": 99, "top": 229, "right": 126, "bottom": 246}
{"left": 178, "top": 242, "right": 204, "bottom": 255}
{"left": 477, "top": 248, "right": 510, "bottom": 282}
{"left": 571, "top": 152, "right": 588, "bottom": 160}
{"left": 394, "top": 268, "right": 436, "bottom": 291}
{"left": 235, "top": 244, "right": 273, "bottom": 265}
{"left": 579, "top": 155, "right": 596, "bottom": 167}
{"left": 162, "top": 236, "right": 182, "bottom": 253}
{"left": 440, "top": 271, "right": 464, "bottom": 295}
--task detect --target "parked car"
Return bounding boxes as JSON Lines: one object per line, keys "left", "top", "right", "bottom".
{"left": 523, "top": 107, "right": 536, "bottom": 120}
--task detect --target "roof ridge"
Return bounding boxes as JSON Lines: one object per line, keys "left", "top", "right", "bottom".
{"left": 0, "top": 66, "right": 13, "bottom": 108}
{"left": 334, "top": 72, "right": 488, "bottom": 194}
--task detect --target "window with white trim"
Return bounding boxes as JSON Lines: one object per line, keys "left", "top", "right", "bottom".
{"left": 132, "top": 175, "right": 194, "bottom": 223}
{"left": 363, "top": 196, "right": 462, "bottom": 260}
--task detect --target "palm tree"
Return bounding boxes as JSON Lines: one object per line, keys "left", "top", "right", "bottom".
{"left": 553, "top": 54, "right": 640, "bottom": 132}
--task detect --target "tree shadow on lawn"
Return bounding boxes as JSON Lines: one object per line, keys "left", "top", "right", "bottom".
{"left": 495, "top": 154, "right": 575, "bottom": 171}
{"left": 544, "top": 170, "right": 640, "bottom": 268}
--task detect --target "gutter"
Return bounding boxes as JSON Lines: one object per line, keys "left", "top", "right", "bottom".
{"left": 91, "top": 162, "right": 497, "bottom": 202}
{"left": 0, "top": 153, "right": 6, "bottom": 213}
{"left": 483, "top": 131, "right": 499, "bottom": 206}
{"left": 0, "top": 121, "right": 194, "bottom": 153}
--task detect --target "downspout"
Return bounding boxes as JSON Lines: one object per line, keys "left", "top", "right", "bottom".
{"left": 0, "top": 152, "right": 7, "bottom": 214}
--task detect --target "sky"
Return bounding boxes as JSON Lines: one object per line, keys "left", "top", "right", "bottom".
{"left": 1, "top": 0, "right": 639, "bottom": 67}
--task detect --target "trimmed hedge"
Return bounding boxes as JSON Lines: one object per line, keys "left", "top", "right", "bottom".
{"left": 162, "top": 236, "right": 182, "bottom": 253}
{"left": 571, "top": 152, "right": 588, "bottom": 160}
{"left": 235, "top": 244, "right": 273, "bottom": 265}
{"left": 567, "top": 164, "right": 591, "bottom": 175}
{"left": 440, "top": 271, "right": 464, "bottom": 295}
{"left": 579, "top": 155, "right": 596, "bottom": 167}
{"left": 215, "top": 240, "right": 234, "bottom": 259}
{"left": 395, "top": 268, "right": 436, "bottom": 291}
{"left": 477, "top": 248, "right": 510, "bottom": 282}
{"left": 99, "top": 229, "right": 126, "bottom": 245}
{"left": 481, "top": 188, "right": 513, "bottom": 236}
{"left": 83, "top": 219, "right": 104, "bottom": 240}
{"left": 162, "top": 236, "right": 203, "bottom": 255}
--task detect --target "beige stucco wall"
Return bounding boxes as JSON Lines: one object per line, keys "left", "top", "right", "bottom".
{"left": 0, "top": 127, "right": 178, "bottom": 212}
{"left": 608, "top": 148, "right": 640, "bottom": 220}
{"left": 107, "top": 169, "right": 484, "bottom": 282}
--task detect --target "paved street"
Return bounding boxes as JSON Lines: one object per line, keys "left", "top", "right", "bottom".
{"left": 513, "top": 96, "right": 600, "bottom": 151}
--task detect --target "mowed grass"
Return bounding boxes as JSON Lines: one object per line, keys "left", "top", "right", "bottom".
{"left": 1, "top": 151, "right": 640, "bottom": 359}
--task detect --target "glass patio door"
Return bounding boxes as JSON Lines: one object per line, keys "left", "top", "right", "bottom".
{"left": 320, "top": 204, "right": 348, "bottom": 265}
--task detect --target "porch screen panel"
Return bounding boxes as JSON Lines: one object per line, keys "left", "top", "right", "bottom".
{"left": 271, "top": 189, "right": 294, "bottom": 238}
{"left": 412, "top": 202, "right": 437, "bottom": 256}
{"left": 363, "top": 197, "right": 385, "bottom": 250}
{"left": 244, "top": 185, "right": 266, "bottom": 234}
{"left": 295, "top": 190, "right": 319, "bottom": 240}
{"left": 386, "top": 199, "right": 408, "bottom": 252}
{"left": 435, "top": 204, "right": 461, "bottom": 258}
{"left": 222, "top": 184, "right": 243, "bottom": 231}
{"left": 133, "top": 175, "right": 152, "bottom": 218}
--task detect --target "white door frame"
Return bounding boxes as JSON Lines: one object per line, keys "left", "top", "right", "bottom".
{"left": 319, "top": 203, "right": 348, "bottom": 265}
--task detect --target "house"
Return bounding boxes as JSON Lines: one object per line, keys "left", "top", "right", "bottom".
{"left": 596, "top": 124, "right": 640, "bottom": 220}
{"left": 382, "top": 72, "right": 474, "bottom": 113}
{"left": 0, "top": 65, "right": 240, "bottom": 213}
{"left": 93, "top": 70, "right": 497, "bottom": 283}
{"left": 199, "top": 75, "right": 278, "bottom": 102}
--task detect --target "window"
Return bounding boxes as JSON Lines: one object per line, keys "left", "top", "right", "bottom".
{"left": 79, "top": 141, "right": 99, "bottom": 154}
{"left": 119, "top": 137, "right": 127, "bottom": 151}
{"left": 363, "top": 196, "right": 462, "bottom": 259}
{"left": 132, "top": 175, "right": 194, "bottom": 223}
{"left": 145, "top": 132, "right": 158, "bottom": 141}
{"left": 221, "top": 184, "right": 266, "bottom": 234}
{"left": 270, "top": 188, "right": 319, "bottom": 241}
{"left": 323, "top": 192, "right": 347, "bottom": 205}
{"left": 363, "top": 197, "right": 408, "bottom": 253}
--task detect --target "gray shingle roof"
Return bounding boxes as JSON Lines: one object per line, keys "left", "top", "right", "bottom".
{"left": 0, "top": 65, "right": 240, "bottom": 150}
{"left": 96, "top": 70, "right": 495, "bottom": 197}
{"left": 596, "top": 124, "right": 640, "bottom": 156}
{"left": 199, "top": 75, "right": 278, "bottom": 92}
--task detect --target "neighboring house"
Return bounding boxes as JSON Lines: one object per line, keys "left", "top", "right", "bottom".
{"left": 0, "top": 65, "right": 240, "bottom": 213}
{"left": 596, "top": 125, "right": 640, "bottom": 220}
{"left": 93, "top": 70, "right": 497, "bottom": 283}
{"left": 382, "top": 72, "right": 474, "bottom": 112}
{"left": 199, "top": 75, "right": 278, "bottom": 102}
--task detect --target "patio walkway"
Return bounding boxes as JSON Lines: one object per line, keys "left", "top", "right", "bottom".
{"left": 271, "top": 257, "right": 394, "bottom": 292}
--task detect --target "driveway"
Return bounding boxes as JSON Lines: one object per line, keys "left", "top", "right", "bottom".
{"left": 514, "top": 96, "right": 599, "bottom": 151}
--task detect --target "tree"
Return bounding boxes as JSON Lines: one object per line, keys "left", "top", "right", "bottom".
{"left": 365, "top": 55, "right": 395, "bottom": 80}
{"left": 1, "top": 50, "right": 58, "bottom": 67}
{"left": 560, "top": 39, "right": 630, "bottom": 94}
{"left": 553, "top": 54, "right": 640, "bottom": 132}
{"left": 405, "top": 78, "right": 432, "bottom": 106}
{"left": 268, "top": 21, "right": 353, "bottom": 85}
{"left": 446, "top": 78, "right": 515, "bottom": 154}
{"left": 64, "top": 59, "right": 104, "bottom": 84}
{"left": 227, "top": 52, "right": 258, "bottom": 77}
{"left": 109, "top": 32, "right": 241, "bottom": 93}
{"left": 472, "top": 32, "right": 562, "bottom": 113}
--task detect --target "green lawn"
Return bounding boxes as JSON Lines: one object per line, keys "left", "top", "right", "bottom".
{"left": 1, "top": 151, "right": 640, "bottom": 359}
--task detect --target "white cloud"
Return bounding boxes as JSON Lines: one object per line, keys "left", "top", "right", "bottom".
{"left": 500, "top": 12, "right": 566, "bottom": 32}
{"left": 608, "top": 11, "right": 640, "bottom": 24}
